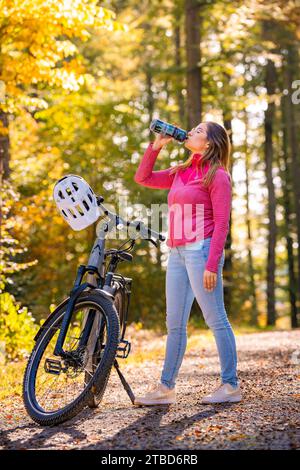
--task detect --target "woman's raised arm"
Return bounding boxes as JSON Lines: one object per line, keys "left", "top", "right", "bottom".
{"left": 134, "top": 142, "right": 175, "bottom": 189}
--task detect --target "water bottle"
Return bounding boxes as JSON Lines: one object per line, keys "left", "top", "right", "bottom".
{"left": 150, "top": 119, "right": 188, "bottom": 143}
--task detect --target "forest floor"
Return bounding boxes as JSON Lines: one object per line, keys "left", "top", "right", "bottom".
{"left": 0, "top": 329, "right": 299, "bottom": 450}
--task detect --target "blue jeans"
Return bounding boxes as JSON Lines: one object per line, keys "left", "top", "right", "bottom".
{"left": 160, "top": 236, "right": 238, "bottom": 390}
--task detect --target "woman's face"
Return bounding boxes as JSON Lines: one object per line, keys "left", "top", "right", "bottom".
{"left": 184, "top": 122, "right": 209, "bottom": 154}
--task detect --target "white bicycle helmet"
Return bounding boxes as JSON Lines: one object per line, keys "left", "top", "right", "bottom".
{"left": 53, "top": 174, "right": 100, "bottom": 231}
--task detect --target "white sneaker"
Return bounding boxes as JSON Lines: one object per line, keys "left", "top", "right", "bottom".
{"left": 200, "top": 383, "right": 242, "bottom": 404}
{"left": 134, "top": 382, "right": 176, "bottom": 406}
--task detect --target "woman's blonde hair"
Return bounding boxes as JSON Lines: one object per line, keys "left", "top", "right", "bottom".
{"left": 169, "top": 121, "right": 232, "bottom": 187}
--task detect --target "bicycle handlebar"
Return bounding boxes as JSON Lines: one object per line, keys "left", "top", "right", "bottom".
{"left": 96, "top": 196, "right": 166, "bottom": 243}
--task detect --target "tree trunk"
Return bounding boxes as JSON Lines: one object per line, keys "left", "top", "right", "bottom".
{"left": 244, "top": 112, "right": 258, "bottom": 325}
{"left": 174, "top": 22, "right": 185, "bottom": 125}
{"left": 0, "top": 111, "right": 10, "bottom": 181}
{"left": 284, "top": 45, "right": 300, "bottom": 321}
{"left": 280, "top": 92, "right": 299, "bottom": 328}
{"left": 264, "top": 57, "right": 277, "bottom": 326}
{"left": 222, "top": 112, "right": 233, "bottom": 314}
{"left": 145, "top": 66, "right": 154, "bottom": 131}
{"left": 184, "top": 0, "right": 202, "bottom": 128}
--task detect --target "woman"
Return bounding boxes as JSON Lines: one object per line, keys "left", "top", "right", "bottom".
{"left": 133, "top": 121, "right": 241, "bottom": 406}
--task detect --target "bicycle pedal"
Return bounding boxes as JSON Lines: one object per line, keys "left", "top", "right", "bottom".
{"left": 116, "top": 339, "right": 131, "bottom": 359}
{"left": 44, "top": 358, "right": 62, "bottom": 375}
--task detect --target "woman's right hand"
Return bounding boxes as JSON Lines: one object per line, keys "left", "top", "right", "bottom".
{"left": 152, "top": 133, "right": 174, "bottom": 150}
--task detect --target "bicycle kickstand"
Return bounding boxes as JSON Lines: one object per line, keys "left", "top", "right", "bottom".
{"left": 113, "top": 359, "right": 135, "bottom": 405}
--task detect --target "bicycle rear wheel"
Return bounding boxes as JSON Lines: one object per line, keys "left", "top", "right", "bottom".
{"left": 23, "top": 292, "right": 120, "bottom": 426}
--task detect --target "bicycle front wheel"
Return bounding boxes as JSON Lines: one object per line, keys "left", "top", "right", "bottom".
{"left": 23, "top": 292, "right": 120, "bottom": 426}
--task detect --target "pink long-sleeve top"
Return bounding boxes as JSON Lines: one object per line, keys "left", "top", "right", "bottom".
{"left": 134, "top": 142, "right": 232, "bottom": 273}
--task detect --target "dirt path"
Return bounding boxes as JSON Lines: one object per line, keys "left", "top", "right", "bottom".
{"left": 1, "top": 330, "right": 299, "bottom": 450}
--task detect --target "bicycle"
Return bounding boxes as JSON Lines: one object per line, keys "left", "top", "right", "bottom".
{"left": 22, "top": 175, "right": 165, "bottom": 426}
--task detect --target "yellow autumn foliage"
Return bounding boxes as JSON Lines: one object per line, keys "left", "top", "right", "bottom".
{"left": 0, "top": 0, "right": 127, "bottom": 112}
{"left": 0, "top": 292, "right": 39, "bottom": 362}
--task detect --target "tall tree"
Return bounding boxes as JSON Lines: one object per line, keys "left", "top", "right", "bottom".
{"left": 283, "top": 44, "right": 300, "bottom": 316}
{"left": 280, "top": 92, "right": 298, "bottom": 328}
{"left": 263, "top": 21, "right": 277, "bottom": 326}
{"left": 244, "top": 112, "right": 258, "bottom": 325}
{"left": 0, "top": 110, "right": 9, "bottom": 180}
{"left": 173, "top": 1, "right": 186, "bottom": 127}
{"left": 222, "top": 71, "right": 234, "bottom": 312}
{"left": 185, "top": 0, "right": 203, "bottom": 127}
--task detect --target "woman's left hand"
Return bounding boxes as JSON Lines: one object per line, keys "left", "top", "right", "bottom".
{"left": 203, "top": 270, "right": 217, "bottom": 292}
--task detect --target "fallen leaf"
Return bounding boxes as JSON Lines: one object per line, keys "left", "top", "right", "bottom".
{"left": 228, "top": 434, "right": 249, "bottom": 441}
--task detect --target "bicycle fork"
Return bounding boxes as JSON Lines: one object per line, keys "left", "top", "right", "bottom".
{"left": 53, "top": 265, "right": 101, "bottom": 358}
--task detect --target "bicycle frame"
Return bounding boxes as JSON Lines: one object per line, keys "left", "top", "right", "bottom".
{"left": 53, "top": 215, "right": 119, "bottom": 358}
{"left": 52, "top": 195, "right": 164, "bottom": 360}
